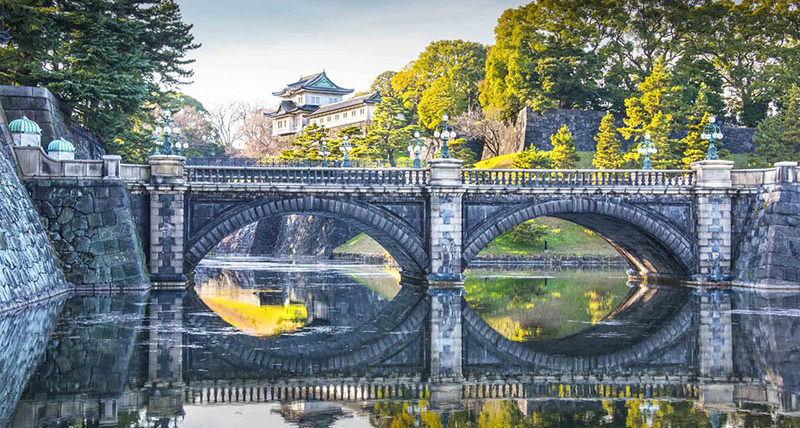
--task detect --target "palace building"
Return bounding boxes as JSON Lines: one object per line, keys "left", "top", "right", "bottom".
{"left": 267, "top": 71, "right": 380, "bottom": 137}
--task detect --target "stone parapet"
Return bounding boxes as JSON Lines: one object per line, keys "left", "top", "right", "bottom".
{"left": 692, "top": 159, "right": 734, "bottom": 188}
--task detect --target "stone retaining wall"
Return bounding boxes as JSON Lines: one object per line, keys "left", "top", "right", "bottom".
{"left": 0, "top": 125, "right": 70, "bottom": 311}
{"left": 0, "top": 85, "right": 105, "bottom": 160}
{"left": 512, "top": 108, "right": 756, "bottom": 155}
{"left": 25, "top": 179, "right": 149, "bottom": 290}
{"left": 733, "top": 183, "right": 800, "bottom": 285}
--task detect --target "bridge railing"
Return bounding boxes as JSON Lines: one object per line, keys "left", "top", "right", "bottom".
{"left": 185, "top": 166, "right": 430, "bottom": 186}
{"left": 461, "top": 168, "right": 696, "bottom": 187}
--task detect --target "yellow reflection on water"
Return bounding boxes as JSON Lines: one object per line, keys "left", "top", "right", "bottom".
{"left": 197, "top": 274, "right": 307, "bottom": 337}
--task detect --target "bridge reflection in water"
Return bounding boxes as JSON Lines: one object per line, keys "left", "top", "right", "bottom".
{"left": 6, "top": 264, "right": 800, "bottom": 427}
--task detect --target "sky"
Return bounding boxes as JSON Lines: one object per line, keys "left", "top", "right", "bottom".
{"left": 176, "top": 0, "right": 526, "bottom": 108}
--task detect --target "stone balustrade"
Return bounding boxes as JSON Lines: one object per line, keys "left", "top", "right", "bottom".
{"left": 184, "top": 165, "right": 430, "bottom": 186}
{"left": 14, "top": 145, "right": 797, "bottom": 193}
{"left": 462, "top": 168, "right": 696, "bottom": 187}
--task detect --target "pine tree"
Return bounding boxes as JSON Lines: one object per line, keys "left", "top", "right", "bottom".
{"left": 364, "top": 91, "right": 415, "bottom": 166}
{"left": 681, "top": 113, "right": 712, "bottom": 168}
{"left": 782, "top": 84, "right": 800, "bottom": 158}
{"left": 618, "top": 58, "right": 682, "bottom": 169}
{"left": 592, "top": 112, "right": 623, "bottom": 169}
{"left": 0, "top": 0, "right": 199, "bottom": 162}
{"left": 513, "top": 146, "right": 554, "bottom": 169}
{"left": 280, "top": 123, "right": 328, "bottom": 161}
{"left": 750, "top": 116, "right": 789, "bottom": 167}
{"left": 681, "top": 83, "right": 717, "bottom": 168}
{"left": 750, "top": 85, "right": 800, "bottom": 166}
{"left": 549, "top": 125, "right": 579, "bottom": 169}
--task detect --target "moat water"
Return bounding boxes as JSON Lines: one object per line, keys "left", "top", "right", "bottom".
{"left": 3, "top": 259, "right": 800, "bottom": 427}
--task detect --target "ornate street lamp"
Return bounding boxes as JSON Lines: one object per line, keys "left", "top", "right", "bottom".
{"left": 637, "top": 132, "right": 657, "bottom": 170}
{"left": 701, "top": 115, "right": 723, "bottom": 160}
{"left": 407, "top": 131, "right": 426, "bottom": 168}
{"left": 153, "top": 109, "right": 188, "bottom": 156}
{"left": 314, "top": 137, "right": 330, "bottom": 167}
{"left": 433, "top": 113, "right": 457, "bottom": 159}
{"left": 339, "top": 136, "right": 353, "bottom": 167}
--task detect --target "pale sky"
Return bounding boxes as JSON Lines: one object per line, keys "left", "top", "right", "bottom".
{"left": 176, "top": 0, "right": 526, "bottom": 108}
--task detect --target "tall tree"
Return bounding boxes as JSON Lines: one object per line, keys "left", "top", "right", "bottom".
{"left": 364, "top": 89, "right": 416, "bottom": 166}
{"left": 480, "top": 0, "right": 609, "bottom": 120}
{"left": 696, "top": 0, "right": 800, "bottom": 126}
{"left": 750, "top": 84, "right": 800, "bottom": 166}
{"left": 680, "top": 83, "right": 721, "bottom": 168}
{"left": 0, "top": 0, "right": 198, "bottom": 161}
{"left": 391, "top": 40, "right": 486, "bottom": 128}
{"left": 549, "top": 125, "right": 579, "bottom": 169}
{"left": 618, "top": 58, "right": 682, "bottom": 169}
{"left": 280, "top": 123, "right": 327, "bottom": 161}
{"left": 592, "top": 112, "right": 624, "bottom": 169}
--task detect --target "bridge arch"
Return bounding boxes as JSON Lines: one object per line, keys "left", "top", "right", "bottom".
{"left": 462, "top": 198, "right": 695, "bottom": 277}
{"left": 185, "top": 196, "right": 428, "bottom": 277}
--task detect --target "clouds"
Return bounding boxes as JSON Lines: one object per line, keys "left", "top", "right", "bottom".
{"left": 177, "top": 0, "right": 525, "bottom": 105}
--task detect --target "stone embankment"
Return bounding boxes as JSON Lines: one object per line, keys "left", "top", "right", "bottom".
{"left": 734, "top": 181, "right": 800, "bottom": 286}
{"left": 0, "top": 113, "right": 70, "bottom": 311}
{"left": 25, "top": 179, "right": 149, "bottom": 290}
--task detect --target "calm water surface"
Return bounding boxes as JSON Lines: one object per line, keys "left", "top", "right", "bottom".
{"left": 3, "top": 259, "right": 799, "bottom": 427}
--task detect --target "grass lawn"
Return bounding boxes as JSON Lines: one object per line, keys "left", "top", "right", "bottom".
{"left": 333, "top": 233, "right": 386, "bottom": 256}
{"left": 477, "top": 217, "right": 618, "bottom": 257}
{"left": 334, "top": 217, "right": 618, "bottom": 258}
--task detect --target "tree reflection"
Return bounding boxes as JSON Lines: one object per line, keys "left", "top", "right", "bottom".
{"left": 464, "top": 269, "right": 629, "bottom": 341}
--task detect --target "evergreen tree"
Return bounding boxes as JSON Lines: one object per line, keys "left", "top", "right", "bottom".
{"left": 549, "top": 125, "right": 579, "bottom": 169}
{"left": 750, "top": 116, "right": 789, "bottom": 167}
{"left": 680, "top": 83, "right": 719, "bottom": 168}
{"left": 750, "top": 85, "right": 800, "bottom": 166}
{"left": 280, "top": 123, "right": 327, "bottom": 161}
{"left": 513, "top": 146, "right": 554, "bottom": 169}
{"left": 782, "top": 84, "right": 800, "bottom": 157}
{"left": 618, "top": 58, "right": 682, "bottom": 169}
{"left": 592, "top": 112, "right": 623, "bottom": 169}
{"left": 681, "top": 113, "right": 712, "bottom": 168}
{"left": 364, "top": 90, "right": 416, "bottom": 166}
{"left": 0, "top": 0, "right": 198, "bottom": 162}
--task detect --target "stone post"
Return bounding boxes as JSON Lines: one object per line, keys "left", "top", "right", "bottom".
{"left": 102, "top": 154, "right": 121, "bottom": 180}
{"left": 775, "top": 161, "right": 798, "bottom": 183}
{"left": 427, "top": 158, "right": 465, "bottom": 381}
{"left": 691, "top": 160, "right": 734, "bottom": 281}
{"left": 148, "top": 154, "right": 188, "bottom": 289}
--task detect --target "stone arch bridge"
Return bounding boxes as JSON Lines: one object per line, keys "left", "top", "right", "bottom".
{"left": 132, "top": 156, "right": 785, "bottom": 288}
{"left": 13, "top": 147, "right": 800, "bottom": 380}
{"left": 16, "top": 146, "right": 799, "bottom": 289}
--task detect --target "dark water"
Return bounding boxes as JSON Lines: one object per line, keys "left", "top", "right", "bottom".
{"left": 4, "top": 260, "right": 800, "bottom": 427}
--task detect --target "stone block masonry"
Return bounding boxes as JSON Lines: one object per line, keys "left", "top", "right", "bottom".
{"left": 0, "top": 85, "right": 106, "bottom": 160}
{"left": 512, "top": 108, "right": 757, "bottom": 155}
{"left": 25, "top": 179, "right": 149, "bottom": 290}
{"left": 0, "top": 128, "right": 69, "bottom": 312}
{"left": 733, "top": 181, "right": 800, "bottom": 285}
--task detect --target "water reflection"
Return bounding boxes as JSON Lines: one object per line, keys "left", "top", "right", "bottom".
{"left": 464, "top": 268, "right": 630, "bottom": 341}
{"left": 3, "top": 262, "right": 800, "bottom": 427}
